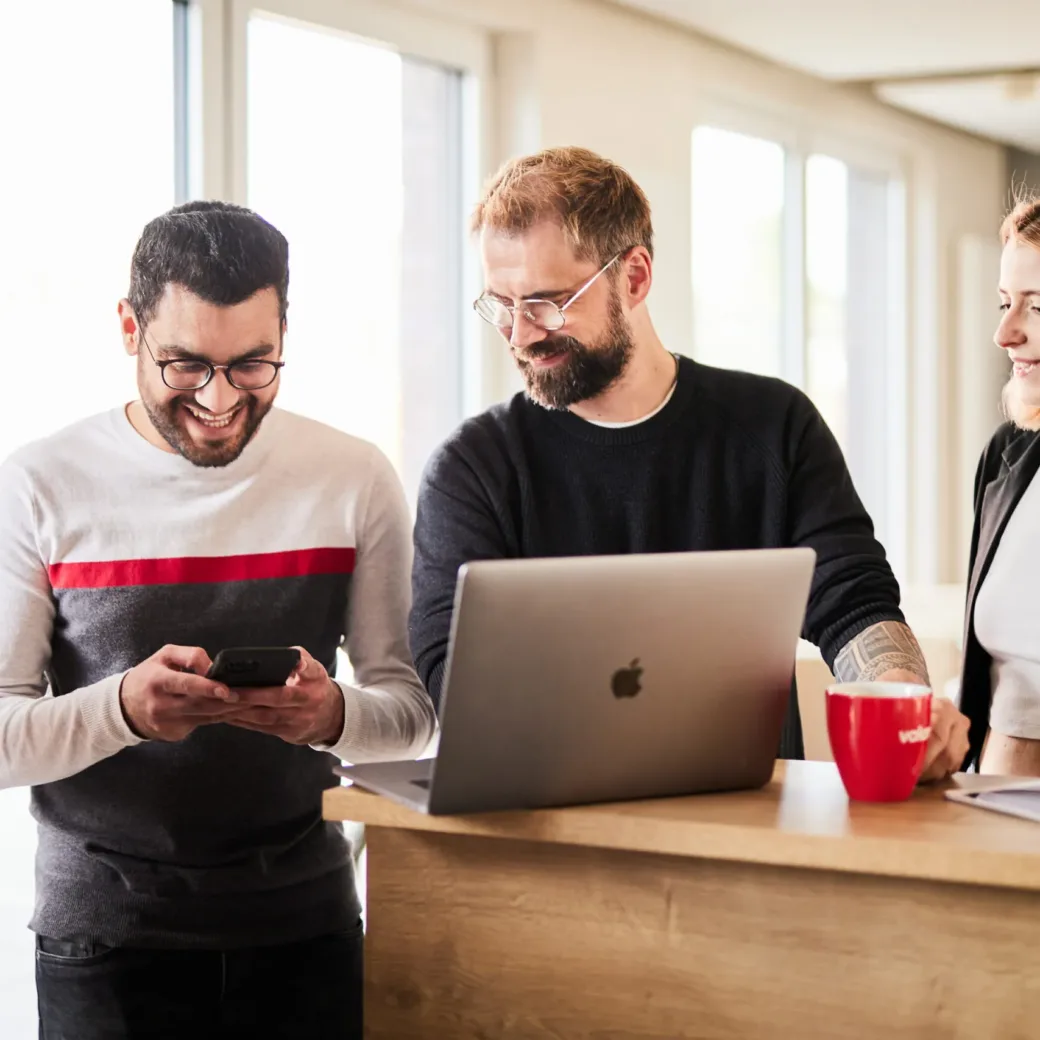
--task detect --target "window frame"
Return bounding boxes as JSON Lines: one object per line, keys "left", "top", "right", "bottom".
{"left": 188, "top": 0, "right": 491, "bottom": 420}
{"left": 692, "top": 99, "right": 912, "bottom": 580}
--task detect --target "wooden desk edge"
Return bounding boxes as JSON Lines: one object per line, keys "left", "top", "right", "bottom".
{"left": 323, "top": 784, "right": 1040, "bottom": 894}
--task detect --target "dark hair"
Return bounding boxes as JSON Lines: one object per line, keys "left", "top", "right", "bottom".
{"left": 127, "top": 200, "right": 289, "bottom": 330}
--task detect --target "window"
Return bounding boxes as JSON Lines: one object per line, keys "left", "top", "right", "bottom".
{"left": 0, "top": 0, "right": 177, "bottom": 458}
{"left": 807, "top": 155, "right": 905, "bottom": 565}
{"left": 0, "top": 2, "right": 180, "bottom": 1030}
{"left": 692, "top": 127, "right": 907, "bottom": 577}
{"left": 246, "top": 14, "right": 465, "bottom": 503}
{"left": 805, "top": 155, "right": 849, "bottom": 449}
{"left": 691, "top": 127, "right": 785, "bottom": 378}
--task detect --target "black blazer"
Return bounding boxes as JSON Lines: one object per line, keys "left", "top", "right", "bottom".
{"left": 961, "top": 423, "right": 1040, "bottom": 769}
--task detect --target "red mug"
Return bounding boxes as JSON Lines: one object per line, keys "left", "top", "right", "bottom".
{"left": 825, "top": 682, "right": 933, "bottom": 802}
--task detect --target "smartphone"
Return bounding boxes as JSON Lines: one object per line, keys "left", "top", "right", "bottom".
{"left": 206, "top": 647, "right": 301, "bottom": 688}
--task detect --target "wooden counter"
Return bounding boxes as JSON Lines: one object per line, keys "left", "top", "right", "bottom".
{"left": 325, "top": 761, "right": 1040, "bottom": 1039}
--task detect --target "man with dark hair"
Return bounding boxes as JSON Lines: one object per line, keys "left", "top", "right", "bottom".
{"left": 0, "top": 200, "right": 435, "bottom": 1037}
{"left": 411, "top": 146, "right": 970, "bottom": 774}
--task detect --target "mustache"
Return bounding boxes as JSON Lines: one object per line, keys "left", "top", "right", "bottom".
{"left": 168, "top": 393, "right": 252, "bottom": 412}
{"left": 515, "top": 335, "right": 583, "bottom": 363}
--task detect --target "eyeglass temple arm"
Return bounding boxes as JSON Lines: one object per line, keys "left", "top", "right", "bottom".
{"left": 476, "top": 249, "right": 623, "bottom": 322}
{"left": 558, "top": 252, "right": 622, "bottom": 314}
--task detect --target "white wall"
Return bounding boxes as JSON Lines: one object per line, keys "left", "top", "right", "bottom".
{"left": 1008, "top": 147, "right": 1040, "bottom": 199}
{"left": 388, "top": 0, "right": 1008, "bottom": 582}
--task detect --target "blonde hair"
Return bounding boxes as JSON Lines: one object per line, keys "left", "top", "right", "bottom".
{"left": 1001, "top": 194, "right": 1040, "bottom": 249}
{"left": 470, "top": 146, "right": 653, "bottom": 265}
{"left": 1000, "top": 194, "right": 1040, "bottom": 430}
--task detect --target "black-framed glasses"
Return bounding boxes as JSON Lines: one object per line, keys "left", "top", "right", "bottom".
{"left": 139, "top": 330, "right": 285, "bottom": 391}
{"left": 473, "top": 251, "right": 626, "bottom": 332}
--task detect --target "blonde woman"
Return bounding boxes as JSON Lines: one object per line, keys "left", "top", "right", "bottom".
{"left": 963, "top": 196, "right": 1040, "bottom": 774}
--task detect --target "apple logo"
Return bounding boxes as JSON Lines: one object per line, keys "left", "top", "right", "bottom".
{"left": 611, "top": 658, "right": 643, "bottom": 699}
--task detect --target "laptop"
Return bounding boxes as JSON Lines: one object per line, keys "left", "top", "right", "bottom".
{"left": 336, "top": 548, "right": 815, "bottom": 815}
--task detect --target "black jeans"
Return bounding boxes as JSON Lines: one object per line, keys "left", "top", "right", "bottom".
{"left": 35, "top": 922, "right": 363, "bottom": 1040}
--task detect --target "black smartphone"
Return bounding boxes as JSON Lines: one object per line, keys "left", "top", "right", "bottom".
{"left": 206, "top": 647, "right": 301, "bottom": 688}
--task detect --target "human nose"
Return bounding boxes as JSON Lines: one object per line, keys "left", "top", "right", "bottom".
{"left": 193, "top": 368, "right": 242, "bottom": 412}
{"left": 995, "top": 306, "right": 1027, "bottom": 351}
{"left": 508, "top": 309, "right": 550, "bottom": 350}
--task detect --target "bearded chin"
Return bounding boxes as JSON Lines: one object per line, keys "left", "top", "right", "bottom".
{"left": 141, "top": 390, "right": 269, "bottom": 467}
{"left": 518, "top": 296, "right": 635, "bottom": 411}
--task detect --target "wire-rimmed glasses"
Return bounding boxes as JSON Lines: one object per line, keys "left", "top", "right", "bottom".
{"left": 473, "top": 251, "right": 625, "bottom": 332}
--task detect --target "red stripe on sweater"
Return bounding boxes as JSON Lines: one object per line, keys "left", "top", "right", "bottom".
{"left": 48, "top": 548, "right": 356, "bottom": 589}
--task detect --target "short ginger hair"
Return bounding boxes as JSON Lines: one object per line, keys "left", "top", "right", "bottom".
{"left": 471, "top": 146, "right": 654, "bottom": 265}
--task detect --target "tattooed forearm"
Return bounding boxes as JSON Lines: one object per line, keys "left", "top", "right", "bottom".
{"left": 832, "top": 621, "right": 930, "bottom": 684}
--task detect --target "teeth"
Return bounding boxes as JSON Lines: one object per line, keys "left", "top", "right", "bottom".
{"left": 185, "top": 404, "right": 239, "bottom": 428}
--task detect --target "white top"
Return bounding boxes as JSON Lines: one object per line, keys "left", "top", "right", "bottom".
{"left": 0, "top": 406, "right": 436, "bottom": 788}
{"left": 584, "top": 369, "right": 679, "bottom": 429}
{"left": 975, "top": 467, "right": 1040, "bottom": 738}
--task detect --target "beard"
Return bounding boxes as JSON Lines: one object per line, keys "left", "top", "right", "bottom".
{"left": 1002, "top": 374, "right": 1040, "bottom": 431}
{"left": 514, "top": 287, "right": 635, "bottom": 410}
{"left": 140, "top": 383, "right": 272, "bottom": 467}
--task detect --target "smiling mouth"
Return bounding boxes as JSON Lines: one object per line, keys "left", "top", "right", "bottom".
{"left": 531, "top": 352, "right": 567, "bottom": 368}
{"left": 1013, "top": 360, "right": 1040, "bottom": 376}
{"left": 183, "top": 402, "right": 242, "bottom": 429}
{"left": 519, "top": 346, "right": 568, "bottom": 368}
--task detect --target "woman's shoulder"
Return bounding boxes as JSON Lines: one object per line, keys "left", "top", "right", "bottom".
{"left": 979, "top": 422, "right": 1037, "bottom": 477}
{"left": 972, "top": 423, "right": 1040, "bottom": 517}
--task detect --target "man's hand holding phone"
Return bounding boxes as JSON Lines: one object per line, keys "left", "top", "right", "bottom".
{"left": 119, "top": 645, "right": 241, "bottom": 742}
{"left": 222, "top": 646, "right": 344, "bottom": 747}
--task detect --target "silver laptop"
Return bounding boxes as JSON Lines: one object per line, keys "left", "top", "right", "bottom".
{"left": 337, "top": 548, "right": 815, "bottom": 814}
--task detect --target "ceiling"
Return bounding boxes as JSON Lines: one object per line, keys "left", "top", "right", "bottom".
{"left": 878, "top": 75, "right": 1040, "bottom": 153}
{"left": 610, "top": 0, "right": 1040, "bottom": 151}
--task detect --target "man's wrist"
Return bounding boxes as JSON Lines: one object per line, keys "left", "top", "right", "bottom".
{"left": 873, "top": 667, "right": 930, "bottom": 686}
{"left": 117, "top": 672, "right": 150, "bottom": 741}
{"left": 832, "top": 621, "right": 930, "bottom": 685}
{"left": 317, "top": 679, "right": 346, "bottom": 746}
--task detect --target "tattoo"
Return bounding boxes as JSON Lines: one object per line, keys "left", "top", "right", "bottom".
{"left": 832, "top": 621, "right": 930, "bottom": 684}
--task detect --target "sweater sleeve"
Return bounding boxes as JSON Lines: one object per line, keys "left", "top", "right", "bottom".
{"left": 409, "top": 440, "right": 510, "bottom": 712}
{"left": 784, "top": 396, "right": 905, "bottom": 669}
{"left": 317, "top": 446, "right": 437, "bottom": 763}
{"left": 0, "top": 458, "right": 142, "bottom": 790}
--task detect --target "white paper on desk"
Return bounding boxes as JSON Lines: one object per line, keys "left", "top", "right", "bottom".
{"left": 946, "top": 778, "right": 1040, "bottom": 823}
